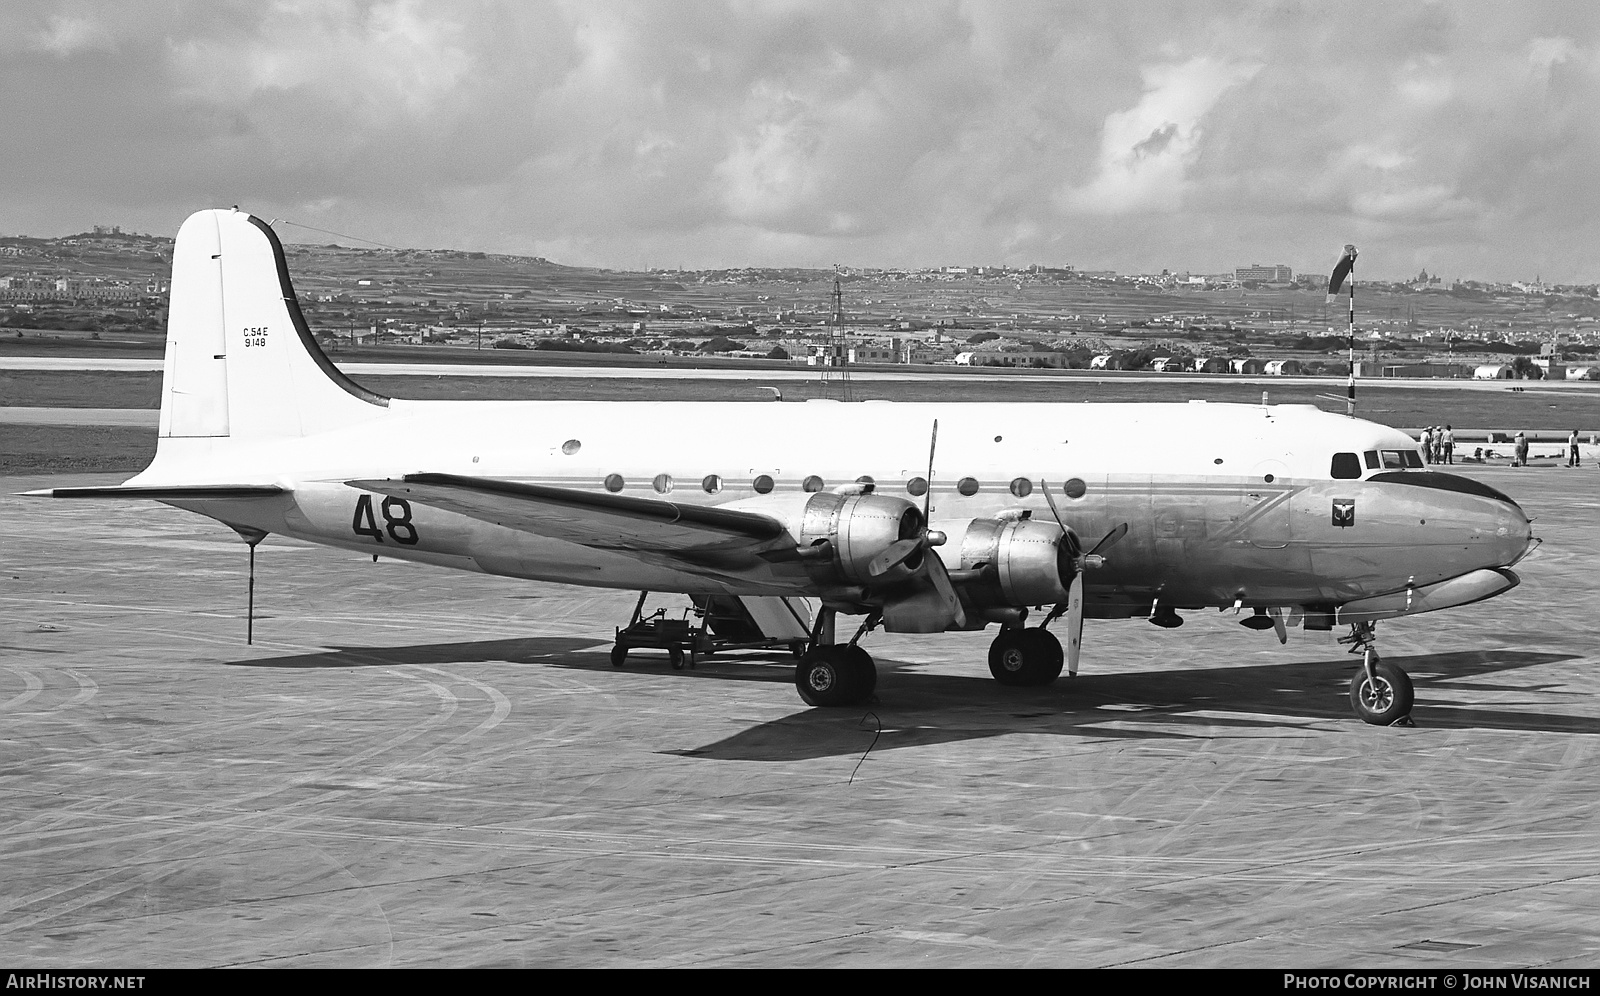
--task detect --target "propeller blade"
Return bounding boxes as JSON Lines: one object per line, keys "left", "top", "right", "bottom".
{"left": 867, "top": 537, "right": 922, "bottom": 578}
{"left": 924, "top": 549, "right": 966, "bottom": 629}
{"left": 1065, "top": 572, "right": 1084, "bottom": 676}
{"left": 924, "top": 419, "right": 938, "bottom": 523}
{"left": 1039, "top": 478, "right": 1067, "bottom": 531}
{"left": 1269, "top": 606, "right": 1288, "bottom": 645}
{"left": 1088, "top": 522, "right": 1129, "bottom": 557}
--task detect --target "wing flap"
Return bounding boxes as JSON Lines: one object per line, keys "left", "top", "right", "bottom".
{"left": 350, "top": 473, "right": 788, "bottom": 555}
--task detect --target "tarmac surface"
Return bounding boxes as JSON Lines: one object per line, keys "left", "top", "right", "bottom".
{"left": 2, "top": 465, "right": 1598, "bottom": 968}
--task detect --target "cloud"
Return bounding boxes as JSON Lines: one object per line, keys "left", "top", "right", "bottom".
{"left": 3, "top": 1, "right": 1600, "bottom": 280}
{"left": 1056, "top": 55, "right": 1261, "bottom": 216}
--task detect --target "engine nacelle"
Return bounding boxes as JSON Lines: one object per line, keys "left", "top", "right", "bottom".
{"left": 796, "top": 491, "right": 925, "bottom": 585}
{"left": 942, "top": 516, "right": 1079, "bottom": 607}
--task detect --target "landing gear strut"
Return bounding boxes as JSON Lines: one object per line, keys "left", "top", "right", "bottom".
{"left": 987, "top": 628, "right": 1064, "bottom": 687}
{"left": 793, "top": 607, "right": 878, "bottom": 707}
{"left": 1340, "top": 621, "right": 1414, "bottom": 726}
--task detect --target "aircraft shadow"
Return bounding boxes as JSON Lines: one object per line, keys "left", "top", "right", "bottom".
{"left": 230, "top": 636, "right": 602, "bottom": 669}
{"left": 674, "top": 648, "right": 1594, "bottom": 760}
{"left": 227, "top": 640, "right": 1592, "bottom": 757}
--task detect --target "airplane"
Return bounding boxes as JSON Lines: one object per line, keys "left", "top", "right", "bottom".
{"left": 27, "top": 208, "right": 1538, "bottom": 726}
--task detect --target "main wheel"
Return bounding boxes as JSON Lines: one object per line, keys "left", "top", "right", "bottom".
{"left": 610, "top": 644, "right": 628, "bottom": 668}
{"left": 1349, "top": 659, "right": 1414, "bottom": 726}
{"left": 795, "top": 646, "right": 875, "bottom": 707}
{"left": 988, "top": 628, "right": 1064, "bottom": 687}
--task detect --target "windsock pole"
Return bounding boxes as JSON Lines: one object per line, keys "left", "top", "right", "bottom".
{"left": 1346, "top": 252, "right": 1357, "bottom": 417}
{"left": 1327, "top": 243, "right": 1359, "bottom": 417}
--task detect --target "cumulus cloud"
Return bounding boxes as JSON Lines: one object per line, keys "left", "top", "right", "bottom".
{"left": 3, "top": 1, "right": 1600, "bottom": 279}
{"left": 1057, "top": 55, "right": 1261, "bottom": 216}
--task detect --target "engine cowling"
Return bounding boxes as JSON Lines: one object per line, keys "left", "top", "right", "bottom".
{"left": 795, "top": 491, "right": 925, "bottom": 585}
{"left": 943, "top": 516, "right": 1080, "bottom": 608}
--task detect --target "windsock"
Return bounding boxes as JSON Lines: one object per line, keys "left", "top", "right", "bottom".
{"left": 1326, "top": 244, "right": 1357, "bottom": 304}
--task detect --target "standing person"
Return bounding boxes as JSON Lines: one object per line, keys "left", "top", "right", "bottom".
{"left": 1514, "top": 430, "right": 1528, "bottom": 467}
{"left": 1421, "top": 427, "right": 1434, "bottom": 464}
{"left": 1570, "top": 429, "right": 1581, "bottom": 467}
{"left": 1443, "top": 424, "right": 1454, "bottom": 464}
{"left": 1432, "top": 425, "right": 1444, "bottom": 464}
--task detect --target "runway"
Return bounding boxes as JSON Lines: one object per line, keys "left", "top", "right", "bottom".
{"left": 3, "top": 354, "right": 1597, "bottom": 394}
{"left": 2, "top": 466, "right": 1597, "bottom": 967}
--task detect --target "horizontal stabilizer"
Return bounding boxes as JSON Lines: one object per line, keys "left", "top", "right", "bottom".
{"left": 24, "top": 485, "right": 288, "bottom": 499}
{"left": 350, "top": 473, "right": 786, "bottom": 553}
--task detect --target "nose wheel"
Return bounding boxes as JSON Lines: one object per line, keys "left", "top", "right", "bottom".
{"left": 1342, "top": 622, "right": 1415, "bottom": 726}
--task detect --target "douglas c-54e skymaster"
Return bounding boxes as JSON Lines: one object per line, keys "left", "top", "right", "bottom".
{"left": 30, "top": 209, "right": 1538, "bottom": 726}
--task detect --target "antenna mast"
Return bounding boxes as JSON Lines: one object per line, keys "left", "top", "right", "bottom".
{"left": 821, "top": 267, "right": 853, "bottom": 400}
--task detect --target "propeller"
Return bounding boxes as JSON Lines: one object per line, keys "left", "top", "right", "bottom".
{"left": 867, "top": 419, "right": 944, "bottom": 579}
{"left": 864, "top": 420, "right": 965, "bottom": 627}
{"left": 1039, "top": 479, "right": 1127, "bottom": 676}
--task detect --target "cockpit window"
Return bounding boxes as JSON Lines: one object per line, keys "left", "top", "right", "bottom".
{"left": 1330, "top": 452, "right": 1362, "bottom": 479}
{"left": 1378, "top": 449, "right": 1421, "bottom": 470}
{"left": 1363, "top": 450, "right": 1379, "bottom": 469}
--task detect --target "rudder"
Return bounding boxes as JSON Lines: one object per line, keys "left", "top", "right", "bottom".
{"left": 159, "top": 208, "right": 388, "bottom": 443}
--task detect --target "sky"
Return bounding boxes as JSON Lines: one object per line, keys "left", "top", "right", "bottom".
{"left": 4, "top": 0, "right": 1600, "bottom": 281}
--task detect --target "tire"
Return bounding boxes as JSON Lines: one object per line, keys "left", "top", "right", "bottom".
{"left": 669, "top": 647, "right": 685, "bottom": 671}
{"left": 842, "top": 644, "right": 877, "bottom": 697}
{"left": 795, "top": 647, "right": 873, "bottom": 707}
{"left": 988, "top": 629, "right": 1062, "bottom": 686}
{"left": 1349, "top": 659, "right": 1414, "bottom": 726}
{"left": 610, "top": 644, "right": 628, "bottom": 668}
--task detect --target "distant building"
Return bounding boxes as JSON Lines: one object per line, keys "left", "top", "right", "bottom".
{"left": 1236, "top": 263, "right": 1293, "bottom": 283}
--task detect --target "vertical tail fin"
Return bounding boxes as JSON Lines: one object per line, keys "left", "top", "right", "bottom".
{"left": 159, "top": 208, "right": 387, "bottom": 443}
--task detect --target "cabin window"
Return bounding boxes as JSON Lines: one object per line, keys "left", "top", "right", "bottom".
{"left": 1364, "top": 450, "right": 1380, "bottom": 469}
{"left": 957, "top": 477, "right": 980, "bottom": 496}
{"left": 561, "top": 439, "right": 581, "bottom": 455}
{"left": 1062, "top": 478, "right": 1087, "bottom": 499}
{"left": 802, "top": 475, "right": 825, "bottom": 493}
{"left": 1009, "top": 477, "right": 1033, "bottom": 498}
{"left": 702, "top": 475, "right": 722, "bottom": 494}
{"left": 855, "top": 475, "right": 875, "bottom": 488}
{"left": 603, "top": 474, "right": 625, "bottom": 493}
{"left": 1330, "top": 452, "right": 1362, "bottom": 479}
{"left": 752, "top": 474, "right": 774, "bottom": 494}
{"left": 905, "top": 477, "right": 928, "bottom": 497}
{"left": 653, "top": 473, "right": 674, "bottom": 494}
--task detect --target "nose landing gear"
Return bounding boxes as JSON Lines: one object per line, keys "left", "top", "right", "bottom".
{"left": 1341, "top": 621, "right": 1415, "bottom": 726}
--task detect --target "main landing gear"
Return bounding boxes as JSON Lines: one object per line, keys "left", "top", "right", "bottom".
{"left": 987, "top": 627, "right": 1064, "bottom": 687}
{"left": 1341, "top": 621, "right": 1415, "bottom": 726}
{"left": 794, "top": 607, "right": 879, "bottom": 707}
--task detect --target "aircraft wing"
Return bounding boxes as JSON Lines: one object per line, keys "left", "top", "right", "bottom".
{"left": 350, "top": 473, "right": 789, "bottom": 557}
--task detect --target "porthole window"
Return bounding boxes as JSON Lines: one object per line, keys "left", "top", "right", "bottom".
{"left": 653, "top": 473, "right": 674, "bottom": 494}
{"left": 905, "top": 477, "right": 928, "bottom": 497}
{"left": 1264, "top": 474, "right": 1275, "bottom": 484}
{"left": 1063, "top": 478, "right": 1087, "bottom": 499}
{"left": 1009, "top": 477, "right": 1033, "bottom": 498}
{"left": 993, "top": 435, "right": 1003, "bottom": 443}
{"left": 957, "top": 477, "right": 980, "bottom": 496}
{"left": 561, "top": 439, "right": 581, "bottom": 455}
{"left": 753, "top": 474, "right": 775, "bottom": 494}
{"left": 1213, "top": 458, "right": 1224, "bottom": 465}
{"left": 855, "top": 475, "right": 875, "bottom": 487}
{"left": 802, "top": 475, "right": 824, "bottom": 493}
{"left": 603, "top": 474, "right": 625, "bottom": 493}
{"left": 702, "top": 474, "right": 722, "bottom": 494}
